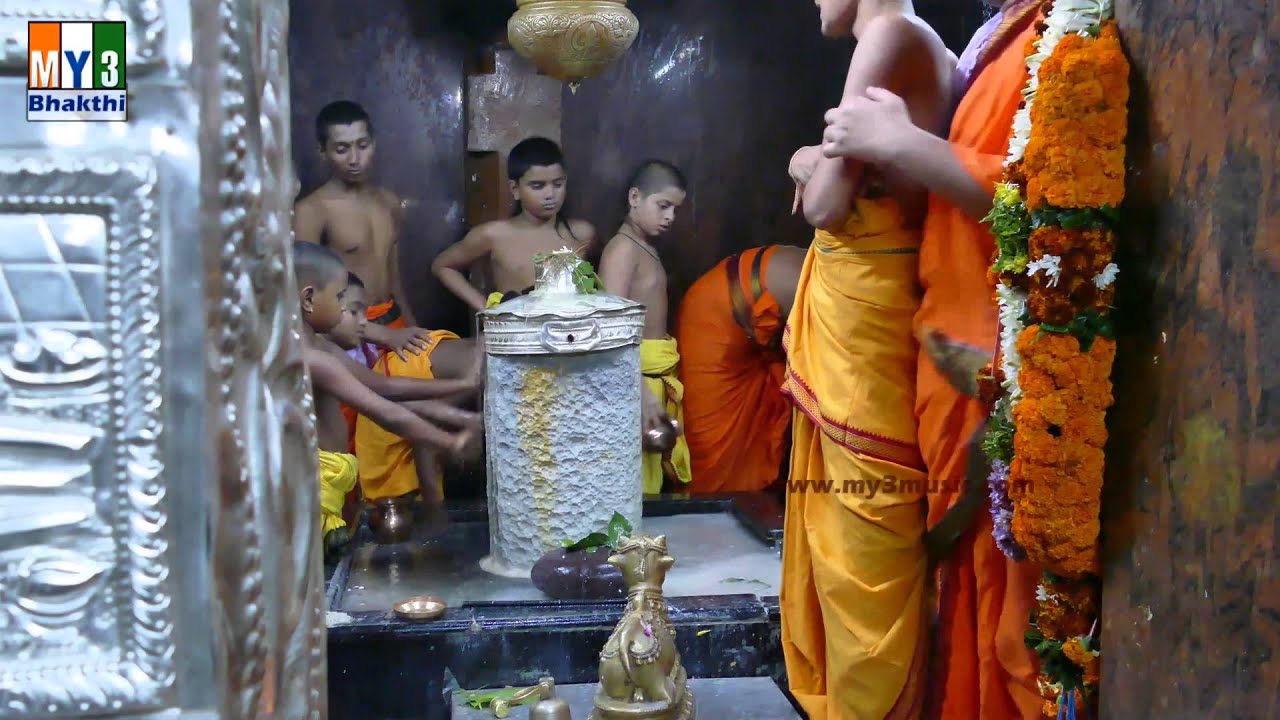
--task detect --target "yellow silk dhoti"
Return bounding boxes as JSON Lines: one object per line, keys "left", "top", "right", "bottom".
{"left": 354, "top": 329, "right": 459, "bottom": 501}
{"left": 640, "top": 337, "right": 692, "bottom": 494}
{"left": 781, "top": 198, "right": 928, "bottom": 720}
{"left": 318, "top": 450, "right": 358, "bottom": 536}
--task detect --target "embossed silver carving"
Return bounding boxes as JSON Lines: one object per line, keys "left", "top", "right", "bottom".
{"left": 0, "top": 0, "right": 166, "bottom": 71}
{"left": 0, "top": 156, "right": 174, "bottom": 715}
{"left": 204, "top": 0, "right": 326, "bottom": 717}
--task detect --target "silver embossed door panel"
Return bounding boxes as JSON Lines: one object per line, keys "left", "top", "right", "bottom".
{"left": 0, "top": 1, "right": 325, "bottom": 718}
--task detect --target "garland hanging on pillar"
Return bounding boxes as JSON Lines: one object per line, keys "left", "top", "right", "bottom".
{"left": 979, "top": 0, "right": 1129, "bottom": 715}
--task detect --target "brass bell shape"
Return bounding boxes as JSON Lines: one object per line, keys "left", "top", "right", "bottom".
{"left": 507, "top": 0, "right": 640, "bottom": 85}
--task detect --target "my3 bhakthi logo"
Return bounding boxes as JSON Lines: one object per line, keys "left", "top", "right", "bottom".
{"left": 27, "top": 21, "right": 128, "bottom": 122}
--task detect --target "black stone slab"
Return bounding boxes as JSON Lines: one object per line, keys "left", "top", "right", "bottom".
{"left": 450, "top": 676, "right": 802, "bottom": 719}
{"left": 325, "top": 494, "right": 786, "bottom": 720}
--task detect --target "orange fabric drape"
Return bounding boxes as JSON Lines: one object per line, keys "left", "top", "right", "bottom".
{"left": 915, "top": 6, "right": 1047, "bottom": 719}
{"left": 676, "top": 246, "right": 790, "bottom": 493}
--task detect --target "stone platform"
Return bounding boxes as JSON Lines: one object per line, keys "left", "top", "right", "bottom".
{"left": 451, "top": 676, "right": 801, "bottom": 719}
{"left": 325, "top": 494, "right": 786, "bottom": 720}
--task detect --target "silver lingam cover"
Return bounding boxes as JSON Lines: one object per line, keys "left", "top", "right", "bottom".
{"left": 0, "top": 0, "right": 326, "bottom": 718}
{"left": 479, "top": 248, "right": 644, "bottom": 356}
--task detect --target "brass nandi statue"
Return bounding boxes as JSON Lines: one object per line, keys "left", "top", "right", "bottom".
{"left": 590, "top": 535, "right": 695, "bottom": 720}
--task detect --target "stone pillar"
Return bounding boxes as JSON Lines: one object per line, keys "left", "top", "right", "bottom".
{"left": 1102, "top": 1, "right": 1278, "bottom": 716}
{"left": 0, "top": 1, "right": 325, "bottom": 718}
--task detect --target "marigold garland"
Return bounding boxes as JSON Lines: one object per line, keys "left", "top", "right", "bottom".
{"left": 979, "top": 0, "right": 1129, "bottom": 713}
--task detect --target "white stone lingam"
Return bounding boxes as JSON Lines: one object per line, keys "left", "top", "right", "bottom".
{"left": 478, "top": 250, "right": 645, "bottom": 578}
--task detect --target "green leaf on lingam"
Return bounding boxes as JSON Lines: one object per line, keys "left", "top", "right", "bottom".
{"left": 560, "top": 532, "right": 610, "bottom": 551}
{"left": 573, "top": 259, "right": 604, "bottom": 294}
{"left": 560, "top": 512, "right": 633, "bottom": 551}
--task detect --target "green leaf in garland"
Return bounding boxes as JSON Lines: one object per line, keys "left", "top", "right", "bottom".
{"left": 1036, "top": 311, "right": 1116, "bottom": 352}
{"left": 984, "top": 183, "right": 1032, "bottom": 275}
{"left": 1031, "top": 205, "right": 1118, "bottom": 231}
{"left": 982, "top": 400, "right": 1016, "bottom": 464}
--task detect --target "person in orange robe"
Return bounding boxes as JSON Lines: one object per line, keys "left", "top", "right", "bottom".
{"left": 780, "top": 2, "right": 955, "bottom": 718}
{"left": 674, "top": 244, "right": 805, "bottom": 494}
{"left": 819, "top": 2, "right": 1049, "bottom": 718}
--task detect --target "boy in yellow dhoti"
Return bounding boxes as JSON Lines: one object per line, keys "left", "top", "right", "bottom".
{"left": 780, "top": 1, "right": 955, "bottom": 717}
{"left": 355, "top": 330, "right": 480, "bottom": 530}
{"left": 599, "top": 161, "right": 693, "bottom": 493}
{"left": 292, "top": 241, "right": 484, "bottom": 561}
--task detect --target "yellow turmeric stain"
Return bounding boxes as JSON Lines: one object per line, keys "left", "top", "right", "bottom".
{"left": 1170, "top": 413, "right": 1240, "bottom": 527}
{"left": 517, "top": 365, "right": 558, "bottom": 545}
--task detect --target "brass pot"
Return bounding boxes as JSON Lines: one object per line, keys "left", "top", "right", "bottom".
{"left": 368, "top": 496, "right": 414, "bottom": 544}
{"left": 507, "top": 0, "right": 640, "bottom": 84}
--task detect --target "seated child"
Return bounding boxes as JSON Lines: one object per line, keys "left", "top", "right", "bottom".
{"left": 598, "top": 160, "right": 693, "bottom": 493}
{"left": 432, "top": 136, "right": 599, "bottom": 311}
{"left": 294, "top": 241, "right": 482, "bottom": 559}
{"left": 355, "top": 328, "right": 484, "bottom": 534}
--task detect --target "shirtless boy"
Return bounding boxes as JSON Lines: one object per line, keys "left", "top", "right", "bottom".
{"left": 294, "top": 100, "right": 433, "bottom": 361}
{"left": 598, "top": 160, "right": 692, "bottom": 494}
{"left": 294, "top": 242, "right": 482, "bottom": 558}
{"left": 432, "top": 137, "right": 598, "bottom": 311}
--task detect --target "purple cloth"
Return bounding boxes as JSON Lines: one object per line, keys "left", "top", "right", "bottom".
{"left": 347, "top": 342, "right": 377, "bottom": 369}
{"left": 954, "top": 11, "right": 1006, "bottom": 98}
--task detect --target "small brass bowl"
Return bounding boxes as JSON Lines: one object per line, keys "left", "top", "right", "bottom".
{"left": 392, "top": 595, "right": 447, "bottom": 621}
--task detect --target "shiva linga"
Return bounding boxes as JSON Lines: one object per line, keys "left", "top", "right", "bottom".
{"left": 507, "top": 0, "right": 640, "bottom": 89}
{"left": 590, "top": 534, "right": 695, "bottom": 720}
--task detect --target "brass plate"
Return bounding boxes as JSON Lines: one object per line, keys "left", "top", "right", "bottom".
{"left": 392, "top": 595, "right": 447, "bottom": 621}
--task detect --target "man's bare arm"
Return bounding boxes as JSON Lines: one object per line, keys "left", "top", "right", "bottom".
{"left": 293, "top": 196, "right": 326, "bottom": 244}
{"left": 598, "top": 239, "right": 636, "bottom": 298}
{"left": 886, "top": 127, "right": 995, "bottom": 219}
{"left": 804, "top": 16, "right": 926, "bottom": 230}
{"left": 821, "top": 84, "right": 994, "bottom": 220}
{"left": 307, "top": 347, "right": 467, "bottom": 453}
{"left": 432, "top": 226, "right": 495, "bottom": 312}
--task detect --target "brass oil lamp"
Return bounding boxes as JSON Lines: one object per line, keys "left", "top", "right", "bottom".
{"left": 507, "top": 0, "right": 640, "bottom": 89}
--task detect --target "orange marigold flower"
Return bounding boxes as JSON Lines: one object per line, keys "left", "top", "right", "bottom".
{"left": 1023, "top": 27, "right": 1130, "bottom": 210}
{"left": 1062, "top": 637, "right": 1102, "bottom": 680}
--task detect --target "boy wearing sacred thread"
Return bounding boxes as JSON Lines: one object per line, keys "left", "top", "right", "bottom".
{"left": 599, "top": 160, "right": 692, "bottom": 494}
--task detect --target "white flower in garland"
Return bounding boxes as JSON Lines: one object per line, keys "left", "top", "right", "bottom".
{"left": 1005, "top": 0, "right": 1115, "bottom": 166}
{"left": 996, "top": 283, "right": 1028, "bottom": 401}
{"left": 1027, "top": 254, "right": 1063, "bottom": 287}
{"left": 1092, "top": 262, "right": 1119, "bottom": 289}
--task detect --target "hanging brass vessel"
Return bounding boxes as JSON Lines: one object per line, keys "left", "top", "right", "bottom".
{"left": 507, "top": 0, "right": 640, "bottom": 85}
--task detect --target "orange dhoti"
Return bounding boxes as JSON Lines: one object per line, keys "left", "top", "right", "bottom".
{"left": 354, "top": 328, "right": 459, "bottom": 501}
{"left": 781, "top": 199, "right": 928, "bottom": 720}
{"left": 916, "top": 4, "right": 1047, "bottom": 719}
{"left": 676, "top": 246, "right": 791, "bottom": 494}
